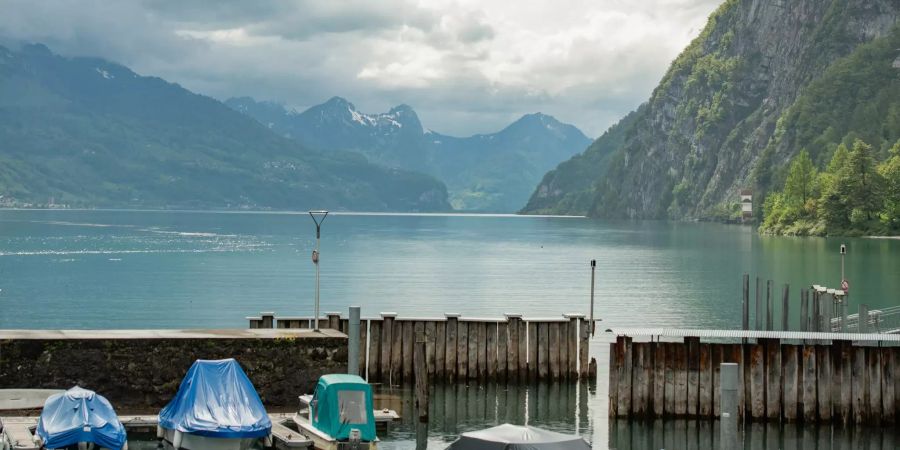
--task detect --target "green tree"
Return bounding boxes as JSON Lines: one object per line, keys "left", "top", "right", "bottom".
{"left": 879, "top": 140, "right": 900, "bottom": 227}
{"left": 783, "top": 150, "right": 817, "bottom": 215}
{"left": 838, "top": 139, "right": 884, "bottom": 221}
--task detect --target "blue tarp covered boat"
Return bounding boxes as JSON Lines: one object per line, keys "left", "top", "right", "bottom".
{"left": 35, "top": 386, "right": 127, "bottom": 450}
{"left": 157, "top": 359, "right": 272, "bottom": 450}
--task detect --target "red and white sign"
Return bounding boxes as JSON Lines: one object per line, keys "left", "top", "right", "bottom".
{"left": 841, "top": 279, "right": 849, "bottom": 292}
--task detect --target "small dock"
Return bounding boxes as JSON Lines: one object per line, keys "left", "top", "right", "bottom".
{"left": 2, "top": 412, "right": 400, "bottom": 450}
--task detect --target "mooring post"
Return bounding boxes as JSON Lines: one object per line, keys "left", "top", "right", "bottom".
{"left": 800, "top": 289, "right": 808, "bottom": 332}
{"left": 348, "top": 306, "right": 361, "bottom": 376}
{"left": 755, "top": 277, "right": 762, "bottom": 330}
{"left": 781, "top": 284, "right": 790, "bottom": 331}
{"left": 766, "top": 280, "right": 773, "bottom": 331}
{"left": 589, "top": 259, "right": 596, "bottom": 336}
{"left": 261, "top": 312, "right": 275, "bottom": 329}
{"left": 742, "top": 274, "right": 750, "bottom": 331}
{"left": 811, "top": 290, "right": 820, "bottom": 332}
{"left": 720, "top": 362, "right": 740, "bottom": 449}
{"left": 414, "top": 331, "right": 429, "bottom": 422}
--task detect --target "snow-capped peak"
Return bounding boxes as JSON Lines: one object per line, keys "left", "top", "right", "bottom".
{"left": 95, "top": 67, "right": 114, "bottom": 79}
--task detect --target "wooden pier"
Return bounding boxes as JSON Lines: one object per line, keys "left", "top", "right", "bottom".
{"left": 248, "top": 312, "right": 596, "bottom": 384}
{"left": 607, "top": 329, "right": 900, "bottom": 424}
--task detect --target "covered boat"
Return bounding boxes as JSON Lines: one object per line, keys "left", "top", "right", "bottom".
{"left": 157, "top": 359, "right": 272, "bottom": 450}
{"left": 446, "top": 424, "right": 590, "bottom": 450}
{"left": 35, "top": 386, "right": 127, "bottom": 450}
{"left": 293, "top": 374, "right": 377, "bottom": 450}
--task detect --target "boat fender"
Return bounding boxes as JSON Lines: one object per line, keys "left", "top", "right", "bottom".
{"left": 173, "top": 430, "right": 183, "bottom": 449}
{"left": 156, "top": 425, "right": 164, "bottom": 439}
{"left": 78, "top": 442, "right": 87, "bottom": 450}
{"left": 263, "top": 434, "right": 273, "bottom": 447}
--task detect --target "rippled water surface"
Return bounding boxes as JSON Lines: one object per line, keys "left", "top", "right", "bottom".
{"left": 2, "top": 209, "right": 899, "bottom": 448}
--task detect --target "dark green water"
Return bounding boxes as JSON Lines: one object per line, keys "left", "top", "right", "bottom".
{"left": 1, "top": 209, "right": 898, "bottom": 448}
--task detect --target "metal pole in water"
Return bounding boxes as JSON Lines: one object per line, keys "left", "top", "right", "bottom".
{"left": 308, "top": 210, "right": 329, "bottom": 331}
{"left": 720, "top": 362, "right": 740, "bottom": 449}
{"left": 349, "top": 306, "right": 360, "bottom": 375}
{"left": 589, "top": 259, "right": 596, "bottom": 337}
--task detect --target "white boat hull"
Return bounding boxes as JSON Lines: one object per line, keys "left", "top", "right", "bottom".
{"left": 291, "top": 414, "right": 376, "bottom": 450}
{"left": 159, "top": 427, "right": 269, "bottom": 450}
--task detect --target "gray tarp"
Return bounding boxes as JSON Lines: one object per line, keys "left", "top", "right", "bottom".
{"left": 447, "top": 424, "right": 591, "bottom": 450}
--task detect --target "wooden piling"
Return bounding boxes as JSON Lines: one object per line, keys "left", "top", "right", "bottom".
{"left": 414, "top": 331, "right": 428, "bottom": 422}
{"left": 852, "top": 344, "right": 867, "bottom": 424}
{"left": 800, "top": 290, "right": 809, "bottom": 332}
{"left": 559, "top": 320, "right": 569, "bottom": 380}
{"left": 617, "top": 337, "right": 633, "bottom": 417}
{"left": 816, "top": 345, "right": 832, "bottom": 421}
{"left": 497, "top": 321, "right": 508, "bottom": 382}
{"left": 457, "top": 320, "right": 469, "bottom": 381}
{"left": 381, "top": 313, "right": 395, "bottom": 384}
{"left": 527, "top": 321, "right": 538, "bottom": 380}
{"left": 881, "top": 347, "right": 895, "bottom": 425}
{"left": 367, "top": 319, "right": 381, "bottom": 381}
{"left": 538, "top": 322, "right": 550, "bottom": 380}
{"left": 579, "top": 318, "right": 590, "bottom": 377}
{"left": 765, "top": 339, "right": 782, "bottom": 421}
{"left": 517, "top": 318, "right": 528, "bottom": 380}
{"left": 475, "top": 322, "right": 486, "bottom": 382}
{"left": 403, "top": 320, "right": 414, "bottom": 383}
{"left": 837, "top": 340, "right": 852, "bottom": 425}
{"left": 425, "top": 321, "right": 436, "bottom": 377}
{"left": 686, "top": 337, "right": 700, "bottom": 417}
{"left": 653, "top": 342, "right": 665, "bottom": 417}
{"left": 675, "top": 341, "right": 687, "bottom": 417}
{"left": 434, "top": 320, "right": 446, "bottom": 380}
{"left": 445, "top": 314, "right": 458, "bottom": 383}
{"left": 867, "top": 347, "right": 882, "bottom": 425}
{"left": 749, "top": 343, "right": 765, "bottom": 419}
{"left": 486, "top": 322, "right": 497, "bottom": 381}
{"left": 783, "top": 344, "right": 799, "bottom": 422}
{"left": 802, "top": 344, "right": 817, "bottom": 422}
{"left": 664, "top": 342, "right": 676, "bottom": 416}
{"left": 391, "top": 318, "right": 404, "bottom": 384}
{"left": 549, "top": 322, "right": 561, "bottom": 380}
{"left": 609, "top": 340, "right": 620, "bottom": 417}
{"left": 781, "top": 284, "right": 790, "bottom": 331}
{"left": 698, "top": 343, "right": 712, "bottom": 418}
{"left": 742, "top": 274, "right": 750, "bottom": 330}
{"left": 766, "top": 280, "right": 773, "bottom": 331}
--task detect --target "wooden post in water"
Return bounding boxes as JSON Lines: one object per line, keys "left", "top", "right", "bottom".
{"left": 800, "top": 289, "right": 808, "bottom": 332}
{"left": 414, "top": 331, "right": 428, "bottom": 422}
{"left": 781, "top": 284, "right": 790, "bottom": 331}
{"left": 755, "top": 277, "right": 762, "bottom": 330}
{"left": 766, "top": 280, "right": 774, "bottom": 331}
{"left": 381, "top": 313, "right": 396, "bottom": 384}
{"left": 742, "top": 274, "right": 750, "bottom": 331}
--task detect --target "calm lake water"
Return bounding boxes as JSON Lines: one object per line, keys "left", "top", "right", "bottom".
{"left": 1, "top": 209, "right": 899, "bottom": 448}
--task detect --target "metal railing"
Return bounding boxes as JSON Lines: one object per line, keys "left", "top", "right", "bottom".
{"left": 830, "top": 305, "right": 900, "bottom": 334}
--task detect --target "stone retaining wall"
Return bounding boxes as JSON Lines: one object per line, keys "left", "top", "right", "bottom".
{"left": 0, "top": 329, "right": 347, "bottom": 407}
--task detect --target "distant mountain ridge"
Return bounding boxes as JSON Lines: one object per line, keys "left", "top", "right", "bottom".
{"left": 226, "top": 96, "right": 592, "bottom": 212}
{"left": 0, "top": 43, "right": 450, "bottom": 211}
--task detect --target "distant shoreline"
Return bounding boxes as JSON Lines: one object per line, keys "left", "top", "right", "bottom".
{"left": 0, "top": 207, "right": 586, "bottom": 219}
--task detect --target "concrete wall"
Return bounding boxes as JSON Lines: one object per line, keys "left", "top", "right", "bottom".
{"left": 0, "top": 329, "right": 347, "bottom": 407}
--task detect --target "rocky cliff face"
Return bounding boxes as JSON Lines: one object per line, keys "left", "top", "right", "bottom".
{"left": 524, "top": 0, "right": 900, "bottom": 219}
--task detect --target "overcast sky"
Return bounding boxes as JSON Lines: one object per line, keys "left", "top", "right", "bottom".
{"left": 0, "top": 0, "right": 721, "bottom": 137}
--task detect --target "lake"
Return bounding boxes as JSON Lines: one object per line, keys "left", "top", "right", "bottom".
{"left": 1, "top": 209, "right": 899, "bottom": 448}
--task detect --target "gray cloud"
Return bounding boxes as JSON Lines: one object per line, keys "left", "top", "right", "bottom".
{"left": 0, "top": 0, "right": 722, "bottom": 137}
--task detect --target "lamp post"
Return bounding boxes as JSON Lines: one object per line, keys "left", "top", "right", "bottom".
{"left": 309, "top": 210, "right": 328, "bottom": 331}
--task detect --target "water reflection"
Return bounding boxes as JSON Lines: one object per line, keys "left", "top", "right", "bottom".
{"left": 372, "top": 381, "right": 594, "bottom": 449}
{"left": 608, "top": 419, "right": 900, "bottom": 450}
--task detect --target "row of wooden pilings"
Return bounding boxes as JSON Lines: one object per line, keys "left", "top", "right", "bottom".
{"left": 609, "top": 336, "right": 900, "bottom": 425}
{"left": 248, "top": 312, "right": 596, "bottom": 384}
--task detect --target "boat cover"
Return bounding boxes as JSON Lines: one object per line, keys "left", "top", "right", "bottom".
{"left": 36, "top": 386, "right": 127, "bottom": 450}
{"left": 446, "top": 424, "right": 591, "bottom": 450}
{"left": 311, "top": 374, "right": 376, "bottom": 441}
{"left": 158, "top": 359, "right": 271, "bottom": 438}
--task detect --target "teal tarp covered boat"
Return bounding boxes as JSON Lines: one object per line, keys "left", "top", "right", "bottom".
{"left": 310, "top": 374, "right": 376, "bottom": 442}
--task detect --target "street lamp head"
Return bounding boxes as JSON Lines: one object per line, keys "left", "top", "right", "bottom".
{"left": 840, "top": 244, "right": 846, "bottom": 255}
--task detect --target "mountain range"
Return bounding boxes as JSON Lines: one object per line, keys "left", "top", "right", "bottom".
{"left": 226, "top": 97, "right": 591, "bottom": 212}
{"left": 0, "top": 43, "right": 450, "bottom": 211}
{"left": 523, "top": 0, "right": 900, "bottom": 221}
